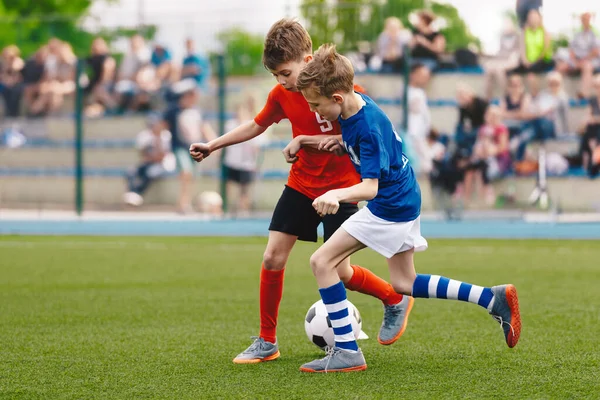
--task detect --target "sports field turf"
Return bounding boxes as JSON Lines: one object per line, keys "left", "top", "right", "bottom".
{"left": 0, "top": 236, "right": 598, "bottom": 399}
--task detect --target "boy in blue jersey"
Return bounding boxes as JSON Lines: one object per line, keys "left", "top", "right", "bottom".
{"left": 295, "top": 44, "right": 522, "bottom": 373}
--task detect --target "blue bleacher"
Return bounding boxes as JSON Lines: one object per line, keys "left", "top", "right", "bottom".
{"left": 0, "top": 133, "right": 587, "bottom": 180}
{"left": 355, "top": 66, "right": 486, "bottom": 76}
{"left": 370, "top": 97, "right": 589, "bottom": 108}
{"left": 0, "top": 166, "right": 290, "bottom": 180}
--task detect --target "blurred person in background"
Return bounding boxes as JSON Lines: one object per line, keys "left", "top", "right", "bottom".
{"left": 579, "top": 74, "right": 600, "bottom": 176}
{"left": 410, "top": 10, "right": 446, "bottom": 72}
{"left": 483, "top": 18, "right": 520, "bottom": 100}
{"left": 455, "top": 83, "right": 488, "bottom": 156}
{"left": 429, "top": 140, "right": 468, "bottom": 220}
{"left": 464, "top": 106, "right": 511, "bottom": 206}
{"left": 516, "top": 0, "right": 542, "bottom": 28}
{"left": 114, "top": 34, "right": 155, "bottom": 113}
{"left": 510, "top": 9, "right": 554, "bottom": 75}
{"left": 21, "top": 46, "right": 49, "bottom": 116}
{"left": 0, "top": 45, "right": 25, "bottom": 117}
{"left": 124, "top": 113, "right": 175, "bottom": 207}
{"left": 500, "top": 74, "right": 531, "bottom": 140}
{"left": 181, "top": 38, "right": 211, "bottom": 92}
{"left": 511, "top": 73, "right": 563, "bottom": 161}
{"left": 164, "top": 79, "right": 217, "bottom": 213}
{"left": 555, "top": 12, "right": 600, "bottom": 99}
{"left": 406, "top": 63, "right": 432, "bottom": 173}
{"left": 40, "top": 42, "right": 77, "bottom": 114}
{"left": 223, "top": 95, "right": 268, "bottom": 216}
{"left": 85, "top": 37, "right": 117, "bottom": 117}
{"left": 590, "top": 143, "right": 600, "bottom": 178}
{"left": 44, "top": 38, "right": 62, "bottom": 81}
{"left": 541, "top": 71, "right": 569, "bottom": 137}
{"left": 376, "top": 17, "right": 412, "bottom": 73}
{"left": 150, "top": 43, "right": 174, "bottom": 86}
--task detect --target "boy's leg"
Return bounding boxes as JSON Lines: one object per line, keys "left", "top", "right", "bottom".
{"left": 124, "top": 164, "right": 150, "bottom": 206}
{"left": 178, "top": 171, "right": 192, "bottom": 212}
{"left": 234, "top": 186, "right": 319, "bottom": 364}
{"left": 232, "top": 230, "right": 296, "bottom": 364}
{"left": 300, "top": 228, "right": 367, "bottom": 373}
{"left": 174, "top": 148, "right": 195, "bottom": 212}
{"left": 225, "top": 180, "right": 235, "bottom": 212}
{"left": 386, "top": 249, "right": 522, "bottom": 348}
{"left": 238, "top": 182, "right": 251, "bottom": 213}
{"left": 135, "top": 164, "right": 157, "bottom": 195}
{"left": 324, "top": 204, "right": 412, "bottom": 345}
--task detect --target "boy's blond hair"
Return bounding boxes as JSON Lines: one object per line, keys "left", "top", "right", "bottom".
{"left": 296, "top": 43, "right": 354, "bottom": 97}
{"left": 263, "top": 18, "right": 313, "bottom": 70}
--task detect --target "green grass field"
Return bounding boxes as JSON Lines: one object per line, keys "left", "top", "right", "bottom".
{"left": 0, "top": 236, "right": 599, "bottom": 399}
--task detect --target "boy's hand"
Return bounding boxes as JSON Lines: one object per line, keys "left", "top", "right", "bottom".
{"left": 283, "top": 137, "right": 301, "bottom": 163}
{"left": 189, "top": 142, "right": 211, "bottom": 162}
{"left": 312, "top": 191, "right": 340, "bottom": 217}
{"left": 318, "top": 137, "right": 346, "bottom": 156}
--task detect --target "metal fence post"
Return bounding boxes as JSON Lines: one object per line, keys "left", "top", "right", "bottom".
{"left": 217, "top": 53, "right": 228, "bottom": 212}
{"left": 401, "top": 44, "right": 411, "bottom": 134}
{"left": 74, "top": 58, "right": 84, "bottom": 216}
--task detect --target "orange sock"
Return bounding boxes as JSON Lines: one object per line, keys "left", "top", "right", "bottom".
{"left": 345, "top": 265, "right": 403, "bottom": 306}
{"left": 259, "top": 265, "right": 284, "bottom": 344}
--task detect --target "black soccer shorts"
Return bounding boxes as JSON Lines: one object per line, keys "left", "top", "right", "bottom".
{"left": 268, "top": 185, "right": 358, "bottom": 242}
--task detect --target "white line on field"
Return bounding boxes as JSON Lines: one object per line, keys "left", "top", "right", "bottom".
{"left": 0, "top": 240, "right": 263, "bottom": 251}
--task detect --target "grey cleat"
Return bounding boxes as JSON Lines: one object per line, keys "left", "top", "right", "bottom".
{"left": 489, "top": 285, "right": 521, "bottom": 348}
{"left": 378, "top": 296, "right": 414, "bottom": 345}
{"left": 232, "top": 336, "right": 280, "bottom": 364}
{"left": 300, "top": 347, "right": 367, "bottom": 373}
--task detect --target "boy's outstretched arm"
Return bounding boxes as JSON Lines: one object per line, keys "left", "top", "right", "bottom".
{"left": 190, "top": 120, "right": 267, "bottom": 162}
{"left": 282, "top": 134, "right": 345, "bottom": 163}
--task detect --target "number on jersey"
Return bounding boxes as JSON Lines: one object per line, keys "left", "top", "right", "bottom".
{"left": 315, "top": 113, "right": 333, "bottom": 132}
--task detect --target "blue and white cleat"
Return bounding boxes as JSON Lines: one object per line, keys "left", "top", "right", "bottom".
{"left": 490, "top": 285, "right": 522, "bottom": 348}
{"left": 300, "top": 347, "right": 367, "bottom": 373}
{"left": 233, "top": 337, "right": 280, "bottom": 364}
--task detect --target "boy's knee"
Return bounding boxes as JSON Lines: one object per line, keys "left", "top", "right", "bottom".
{"left": 309, "top": 252, "right": 329, "bottom": 276}
{"left": 262, "top": 249, "right": 286, "bottom": 271}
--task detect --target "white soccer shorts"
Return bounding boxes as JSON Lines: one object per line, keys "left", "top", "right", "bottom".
{"left": 341, "top": 206, "right": 428, "bottom": 258}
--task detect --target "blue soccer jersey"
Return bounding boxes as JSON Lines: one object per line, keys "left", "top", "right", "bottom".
{"left": 338, "top": 93, "right": 421, "bottom": 222}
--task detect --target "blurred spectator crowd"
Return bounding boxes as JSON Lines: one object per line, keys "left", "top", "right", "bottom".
{"left": 0, "top": 35, "right": 211, "bottom": 118}
{"left": 2, "top": 1, "right": 600, "bottom": 214}
{"left": 392, "top": 6, "right": 600, "bottom": 216}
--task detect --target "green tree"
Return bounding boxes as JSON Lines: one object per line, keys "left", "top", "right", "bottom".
{"left": 301, "top": 0, "right": 479, "bottom": 53}
{"left": 0, "top": 0, "right": 96, "bottom": 56}
{"left": 215, "top": 28, "right": 266, "bottom": 76}
{"left": 430, "top": 2, "right": 480, "bottom": 52}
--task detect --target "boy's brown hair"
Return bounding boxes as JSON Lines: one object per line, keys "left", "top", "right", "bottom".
{"left": 263, "top": 18, "right": 312, "bottom": 70}
{"left": 296, "top": 43, "right": 354, "bottom": 97}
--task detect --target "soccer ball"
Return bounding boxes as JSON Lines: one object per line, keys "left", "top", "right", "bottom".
{"left": 197, "top": 191, "right": 223, "bottom": 215}
{"left": 304, "top": 299, "right": 362, "bottom": 350}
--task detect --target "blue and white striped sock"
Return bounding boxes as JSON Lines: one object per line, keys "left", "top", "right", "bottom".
{"left": 412, "top": 274, "right": 495, "bottom": 311}
{"left": 319, "top": 281, "right": 358, "bottom": 351}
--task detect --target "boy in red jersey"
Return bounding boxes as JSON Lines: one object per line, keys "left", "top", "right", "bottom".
{"left": 189, "top": 19, "right": 414, "bottom": 364}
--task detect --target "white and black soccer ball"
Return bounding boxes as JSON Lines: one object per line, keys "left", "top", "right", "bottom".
{"left": 304, "top": 299, "right": 362, "bottom": 350}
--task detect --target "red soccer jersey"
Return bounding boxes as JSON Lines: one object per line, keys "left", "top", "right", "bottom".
{"left": 254, "top": 84, "right": 361, "bottom": 200}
